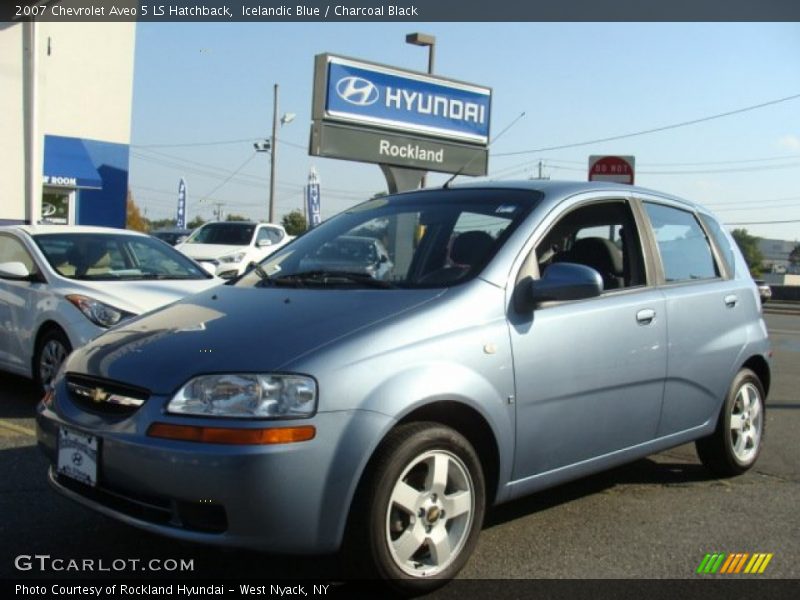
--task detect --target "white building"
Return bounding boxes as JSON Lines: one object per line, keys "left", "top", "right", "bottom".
{"left": 0, "top": 21, "right": 135, "bottom": 227}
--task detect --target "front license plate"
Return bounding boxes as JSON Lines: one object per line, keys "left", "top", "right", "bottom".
{"left": 57, "top": 427, "right": 98, "bottom": 487}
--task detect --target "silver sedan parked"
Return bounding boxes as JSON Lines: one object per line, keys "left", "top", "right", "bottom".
{"left": 0, "top": 225, "right": 221, "bottom": 390}
{"left": 36, "top": 182, "right": 770, "bottom": 592}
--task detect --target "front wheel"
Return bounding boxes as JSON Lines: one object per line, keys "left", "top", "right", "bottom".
{"left": 696, "top": 368, "right": 765, "bottom": 476}
{"left": 345, "top": 422, "right": 485, "bottom": 593}
{"left": 34, "top": 327, "right": 72, "bottom": 393}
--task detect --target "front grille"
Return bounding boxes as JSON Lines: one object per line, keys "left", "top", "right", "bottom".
{"left": 195, "top": 258, "right": 220, "bottom": 265}
{"left": 65, "top": 374, "right": 150, "bottom": 418}
{"left": 55, "top": 471, "right": 228, "bottom": 533}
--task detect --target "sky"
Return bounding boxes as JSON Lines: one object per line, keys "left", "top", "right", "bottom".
{"left": 128, "top": 22, "right": 800, "bottom": 242}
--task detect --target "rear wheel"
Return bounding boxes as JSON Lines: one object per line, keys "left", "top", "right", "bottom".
{"left": 33, "top": 327, "right": 71, "bottom": 392}
{"left": 345, "top": 422, "right": 485, "bottom": 593}
{"left": 696, "top": 368, "right": 765, "bottom": 476}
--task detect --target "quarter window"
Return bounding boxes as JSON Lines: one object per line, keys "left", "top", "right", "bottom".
{"left": 698, "top": 212, "right": 735, "bottom": 277}
{"left": 643, "top": 203, "right": 718, "bottom": 282}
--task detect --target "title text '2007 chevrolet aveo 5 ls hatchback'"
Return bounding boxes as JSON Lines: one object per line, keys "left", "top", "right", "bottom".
{"left": 37, "top": 181, "right": 770, "bottom": 591}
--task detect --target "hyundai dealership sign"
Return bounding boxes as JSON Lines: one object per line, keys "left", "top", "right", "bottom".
{"left": 311, "top": 54, "right": 491, "bottom": 176}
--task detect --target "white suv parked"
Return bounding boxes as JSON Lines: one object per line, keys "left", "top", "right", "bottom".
{"left": 176, "top": 221, "right": 293, "bottom": 279}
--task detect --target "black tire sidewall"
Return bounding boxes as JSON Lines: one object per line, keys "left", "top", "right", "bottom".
{"left": 34, "top": 327, "right": 71, "bottom": 391}
{"left": 365, "top": 423, "right": 486, "bottom": 587}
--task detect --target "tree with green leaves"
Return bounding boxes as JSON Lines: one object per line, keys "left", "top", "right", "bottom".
{"left": 225, "top": 213, "right": 249, "bottom": 222}
{"left": 730, "top": 228, "right": 764, "bottom": 277}
{"left": 281, "top": 210, "right": 308, "bottom": 236}
{"left": 187, "top": 215, "right": 206, "bottom": 229}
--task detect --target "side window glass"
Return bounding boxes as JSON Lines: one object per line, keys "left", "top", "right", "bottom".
{"left": 698, "top": 212, "right": 735, "bottom": 277}
{"left": 644, "top": 203, "right": 718, "bottom": 282}
{"left": 533, "top": 200, "right": 646, "bottom": 291}
{"left": 0, "top": 235, "right": 36, "bottom": 273}
{"left": 258, "top": 227, "right": 283, "bottom": 245}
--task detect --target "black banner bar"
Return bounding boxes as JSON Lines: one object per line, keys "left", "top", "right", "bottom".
{"left": 5, "top": 0, "right": 800, "bottom": 23}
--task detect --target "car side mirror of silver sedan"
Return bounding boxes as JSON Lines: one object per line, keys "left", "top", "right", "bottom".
{"left": 0, "top": 261, "right": 32, "bottom": 280}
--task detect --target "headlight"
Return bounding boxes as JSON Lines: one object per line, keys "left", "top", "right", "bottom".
{"left": 66, "top": 294, "right": 133, "bottom": 328}
{"left": 167, "top": 374, "right": 317, "bottom": 419}
{"left": 218, "top": 252, "right": 246, "bottom": 264}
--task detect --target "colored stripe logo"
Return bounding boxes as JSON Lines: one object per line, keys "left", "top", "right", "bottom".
{"left": 696, "top": 553, "right": 773, "bottom": 574}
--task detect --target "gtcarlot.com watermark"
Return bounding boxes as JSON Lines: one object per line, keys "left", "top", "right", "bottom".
{"left": 14, "top": 554, "right": 194, "bottom": 573}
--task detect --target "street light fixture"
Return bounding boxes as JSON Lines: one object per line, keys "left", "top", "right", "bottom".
{"left": 405, "top": 32, "right": 436, "bottom": 74}
{"left": 405, "top": 32, "right": 436, "bottom": 188}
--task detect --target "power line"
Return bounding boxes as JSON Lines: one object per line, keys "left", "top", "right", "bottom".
{"left": 197, "top": 153, "right": 258, "bottom": 205}
{"left": 704, "top": 195, "right": 800, "bottom": 207}
{"left": 132, "top": 137, "right": 255, "bottom": 149}
{"left": 131, "top": 136, "right": 309, "bottom": 150}
{"left": 725, "top": 219, "right": 800, "bottom": 225}
{"left": 494, "top": 92, "right": 800, "bottom": 157}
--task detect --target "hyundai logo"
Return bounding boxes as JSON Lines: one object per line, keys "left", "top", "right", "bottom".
{"left": 336, "top": 76, "right": 379, "bottom": 106}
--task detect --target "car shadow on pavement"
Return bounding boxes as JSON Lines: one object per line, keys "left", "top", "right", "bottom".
{"left": 484, "top": 457, "right": 716, "bottom": 529}
{"left": 0, "top": 371, "right": 41, "bottom": 419}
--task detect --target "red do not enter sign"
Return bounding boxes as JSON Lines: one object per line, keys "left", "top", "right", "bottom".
{"left": 588, "top": 155, "right": 635, "bottom": 184}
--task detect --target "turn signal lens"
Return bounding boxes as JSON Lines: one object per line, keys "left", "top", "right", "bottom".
{"left": 147, "top": 423, "right": 316, "bottom": 445}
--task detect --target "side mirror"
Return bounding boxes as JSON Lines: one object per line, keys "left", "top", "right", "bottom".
{"left": 516, "top": 262, "right": 603, "bottom": 311}
{"left": 0, "top": 261, "right": 32, "bottom": 280}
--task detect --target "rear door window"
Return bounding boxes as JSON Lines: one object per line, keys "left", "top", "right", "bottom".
{"left": 643, "top": 203, "right": 719, "bottom": 283}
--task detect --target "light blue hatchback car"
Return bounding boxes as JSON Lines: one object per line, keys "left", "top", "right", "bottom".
{"left": 37, "top": 181, "right": 770, "bottom": 591}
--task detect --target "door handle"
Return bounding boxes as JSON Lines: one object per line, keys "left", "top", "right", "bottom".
{"left": 636, "top": 308, "right": 656, "bottom": 325}
{"left": 724, "top": 294, "right": 738, "bottom": 308}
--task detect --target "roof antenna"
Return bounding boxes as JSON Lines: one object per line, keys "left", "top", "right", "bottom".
{"left": 443, "top": 111, "right": 526, "bottom": 189}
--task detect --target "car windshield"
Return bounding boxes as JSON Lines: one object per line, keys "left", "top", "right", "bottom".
{"left": 185, "top": 223, "right": 255, "bottom": 246}
{"left": 34, "top": 233, "right": 211, "bottom": 281}
{"left": 235, "top": 189, "right": 538, "bottom": 289}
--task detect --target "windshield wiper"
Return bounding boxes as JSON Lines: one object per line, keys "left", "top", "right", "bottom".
{"left": 274, "top": 270, "right": 395, "bottom": 289}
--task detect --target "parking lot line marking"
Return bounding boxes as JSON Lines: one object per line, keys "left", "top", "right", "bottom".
{"left": 0, "top": 420, "right": 36, "bottom": 437}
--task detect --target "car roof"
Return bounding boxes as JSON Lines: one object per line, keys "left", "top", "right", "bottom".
{"left": 396, "top": 179, "right": 701, "bottom": 213}
{"left": 0, "top": 224, "right": 149, "bottom": 237}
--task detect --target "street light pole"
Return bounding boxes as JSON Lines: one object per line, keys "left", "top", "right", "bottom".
{"left": 269, "top": 83, "right": 279, "bottom": 223}
{"left": 405, "top": 33, "right": 436, "bottom": 188}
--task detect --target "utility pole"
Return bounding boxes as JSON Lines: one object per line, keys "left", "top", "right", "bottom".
{"left": 533, "top": 160, "right": 549, "bottom": 180}
{"left": 213, "top": 202, "right": 225, "bottom": 221}
{"left": 269, "top": 83, "right": 279, "bottom": 223}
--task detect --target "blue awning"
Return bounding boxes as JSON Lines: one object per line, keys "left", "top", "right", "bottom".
{"left": 43, "top": 135, "right": 103, "bottom": 189}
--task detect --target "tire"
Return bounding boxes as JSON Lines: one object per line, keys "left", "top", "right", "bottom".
{"left": 696, "top": 368, "right": 765, "bottom": 477}
{"left": 33, "top": 327, "right": 72, "bottom": 393}
{"left": 344, "top": 422, "right": 485, "bottom": 593}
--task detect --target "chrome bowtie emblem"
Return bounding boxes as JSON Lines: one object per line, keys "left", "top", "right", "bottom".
{"left": 91, "top": 387, "right": 109, "bottom": 403}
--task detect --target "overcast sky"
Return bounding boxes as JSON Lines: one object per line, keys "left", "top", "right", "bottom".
{"left": 129, "top": 22, "right": 800, "bottom": 241}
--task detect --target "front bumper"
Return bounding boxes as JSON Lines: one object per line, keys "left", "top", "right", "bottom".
{"left": 36, "top": 381, "right": 392, "bottom": 553}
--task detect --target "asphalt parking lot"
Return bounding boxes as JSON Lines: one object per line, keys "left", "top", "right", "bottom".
{"left": 1, "top": 310, "right": 798, "bottom": 588}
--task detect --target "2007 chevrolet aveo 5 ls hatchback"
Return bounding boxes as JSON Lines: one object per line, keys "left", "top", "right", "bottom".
{"left": 37, "top": 181, "right": 770, "bottom": 591}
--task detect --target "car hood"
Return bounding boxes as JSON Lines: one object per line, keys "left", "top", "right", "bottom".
{"left": 176, "top": 243, "right": 249, "bottom": 259}
{"left": 61, "top": 278, "right": 221, "bottom": 315}
{"left": 65, "top": 286, "right": 446, "bottom": 395}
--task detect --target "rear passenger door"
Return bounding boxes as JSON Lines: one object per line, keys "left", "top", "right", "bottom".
{"left": 639, "top": 199, "right": 750, "bottom": 436}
